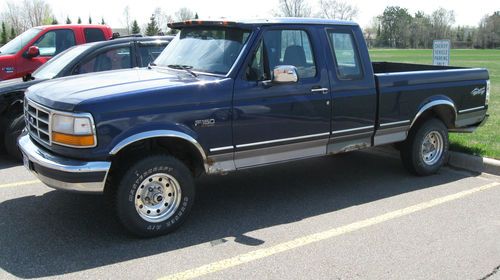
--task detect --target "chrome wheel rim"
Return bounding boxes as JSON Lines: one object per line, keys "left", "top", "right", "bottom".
{"left": 134, "top": 173, "right": 182, "bottom": 223}
{"left": 421, "top": 131, "right": 444, "bottom": 165}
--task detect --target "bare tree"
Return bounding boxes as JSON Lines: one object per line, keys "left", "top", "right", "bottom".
{"left": 431, "top": 8, "right": 455, "bottom": 39}
{"left": 2, "top": 0, "right": 53, "bottom": 34}
{"left": 318, "top": 0, "right": 358, "bottom": 20}
{"left": 175, "top": 8, "right": 195, "bottom": 21}
{"left": 23, "top": 0, "right": 53, "bottom": 27}
{"left": 122, "top": 6, "right": 131, "bottom": 35}
{"left": 275, "top": 0, "right": 311, "bottom": 17}
{"left": 152, "top": 7, "right": 169, "bottom": 33}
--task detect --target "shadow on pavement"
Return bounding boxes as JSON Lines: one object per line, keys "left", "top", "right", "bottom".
{"left": 0, "top": 151, "right": 470, "bottom": 278}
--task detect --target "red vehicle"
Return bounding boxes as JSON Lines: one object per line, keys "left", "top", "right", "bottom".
{"left": 0, "top": 24, "right": 113, "bottom": 81}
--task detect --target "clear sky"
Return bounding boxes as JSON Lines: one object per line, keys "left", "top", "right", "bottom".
{"left": 1, "top": 0, "right": 498, "bottom": 29}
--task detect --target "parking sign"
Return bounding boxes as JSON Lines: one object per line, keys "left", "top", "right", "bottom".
{"left": 433, "top": 40, "right": 451, "bottom": 66}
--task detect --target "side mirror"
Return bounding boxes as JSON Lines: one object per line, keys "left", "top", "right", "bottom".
{"left": 272, "top": 65, "right": 298, "bottom": 84}
{"left": 26, "top": 46, "right": 40, "bottom": 58}
{"left": 22, "top": 73, "right": 33, "bottom": 82}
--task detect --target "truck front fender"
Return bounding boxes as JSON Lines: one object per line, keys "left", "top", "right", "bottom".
{"left": 109, "top": 130, "right": 209, "bottom": 173}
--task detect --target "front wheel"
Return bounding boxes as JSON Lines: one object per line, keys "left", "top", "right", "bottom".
{"left": 4, "top": 114, "right": 24, "bottom": 161}
{"left": 400, "top": 118, "right": 449, "bottom": 176}
{"left": 115, "top": 155, "right": 195, "bottom": 237}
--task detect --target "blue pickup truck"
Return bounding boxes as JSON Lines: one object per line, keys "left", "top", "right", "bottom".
{"left": 19, "top": 18, "right": 489, "bottom": 237}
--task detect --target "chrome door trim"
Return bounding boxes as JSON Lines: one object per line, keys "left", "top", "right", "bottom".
{"left": 331, "top": 125, "right": 374, "bottom": 135}
{"left": 235, "top": 132, "right": 331, "bottom": 149}
{"left": 209, "top": 146, "right": 234, "bottom": 152}
{"left": 379, "top": 120, "right": 410, "bottom": 127}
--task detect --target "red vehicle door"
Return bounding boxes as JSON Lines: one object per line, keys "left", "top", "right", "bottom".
{"left": 16, "top": 29, "right": 77, "bottom": 77}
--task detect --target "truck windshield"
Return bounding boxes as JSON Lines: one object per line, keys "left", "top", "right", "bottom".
{"left": 33, "top": 45, "right": 91, "bottom": 80}
{"left": 154, "top": 27, "right": 251, "bottom": 75}
{"left": 0, "top": 28, "right": 41, "bottom": 55}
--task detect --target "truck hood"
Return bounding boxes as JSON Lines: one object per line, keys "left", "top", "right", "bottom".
{"left": 26, "top": 68, "right": 210, "bottom": 111}
{"left": 0, "top": 77, "right": 45, "bottom": 95}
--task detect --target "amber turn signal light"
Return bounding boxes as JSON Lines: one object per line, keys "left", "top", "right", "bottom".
{"left": 52, "top": 132, "right": 95, "bottom": 147}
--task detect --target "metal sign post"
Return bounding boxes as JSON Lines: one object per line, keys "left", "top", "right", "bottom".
{"left": 433, "top": 40, "right": 451, "bottom": 66}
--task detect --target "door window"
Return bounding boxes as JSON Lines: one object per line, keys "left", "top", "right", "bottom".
{"left": 78, "top": 46, "right": 131, "bottom": 74}
{"left": 33, "top": 29, "right": 76, "bottom": 56}
{"left": 138, "top": 43, "right": 168, "bottom": 67}
{"left": 246, "top": 29, "right": 316, "bottom": 81}
{"left": 326, "top": 31, "right": 363, "bottom": 80}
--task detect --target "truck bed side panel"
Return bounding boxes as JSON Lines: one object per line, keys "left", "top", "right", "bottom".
{"left": 374, "top": 68, "right": 489, "bottom": 144}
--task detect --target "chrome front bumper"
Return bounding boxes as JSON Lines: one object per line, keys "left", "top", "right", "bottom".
{"left": 18, "top": 132, "right": 111, "bottom": 193}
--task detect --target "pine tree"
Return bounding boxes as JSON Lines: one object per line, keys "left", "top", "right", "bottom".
{"left": 66, "top": 16, "right": 72, "bottom": 24}
{"left": 195, "top": 13, "right": 199, "bottom": 19}
{"left": 145, "top": 14, "right": 160, "bottom": 36}
{"left": 101, "top": 18, "right": 105, "bottom": 25}
{"left": 1, "top": 22, "right": 7, "bottom": 45}
{"left": 9, "top": 27, "right": 15, "bottom": 40}
{"left": 131, "top": 20, "right": 141, "bottom": 34}
{"left": 88, "top": 16, "right": 92, "bottom": 24}
{"left": 77, "top": 17, "right": 82, "bottom": 24}
{"left": 51, "top": 18, "right": 59, "bottom": 24}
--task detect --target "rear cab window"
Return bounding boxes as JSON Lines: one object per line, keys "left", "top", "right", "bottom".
{"left": 326, "top": 30, "right": 363, "bottom": 80}
{"left": 84, "top": 28, "right": 106, "bottom": 43}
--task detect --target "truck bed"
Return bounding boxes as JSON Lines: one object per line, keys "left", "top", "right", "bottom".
{"left": 372, "top": 62, "right": 489, "bottom": 142}
{"left": 372, "top": 62, "right": 462, "bottom": 74}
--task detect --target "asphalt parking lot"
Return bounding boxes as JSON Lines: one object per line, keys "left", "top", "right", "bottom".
{"left": 0, "top": 149, "right": 499, "bottom": 280}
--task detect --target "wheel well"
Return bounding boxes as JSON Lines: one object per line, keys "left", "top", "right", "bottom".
{"left": 109, "top": 137, "right": 206, "bottom": 178}
{"left": 412, "top": 104, "right": 456, "bottom": 130}
{"left": 0, "top": 91, "right": 24, "bottom": 117}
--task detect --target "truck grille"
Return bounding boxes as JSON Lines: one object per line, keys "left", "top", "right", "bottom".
{"left": 24, "top": 99, "right": 52, "bottom": 146}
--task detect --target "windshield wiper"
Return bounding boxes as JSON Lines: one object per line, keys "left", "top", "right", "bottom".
{"left": 167, "top": 64, "right": 198, "bottom": 78}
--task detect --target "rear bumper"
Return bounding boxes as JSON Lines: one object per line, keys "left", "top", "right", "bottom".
{"left": 18, "top": 132, "right": 111, "bottom": 193}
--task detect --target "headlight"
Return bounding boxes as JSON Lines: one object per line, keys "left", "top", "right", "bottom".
{"left": 51, "top": 113, "right": 96, "bottom": 147}
{"left": 486, "top": 80, "right": 490, "bottom": 106}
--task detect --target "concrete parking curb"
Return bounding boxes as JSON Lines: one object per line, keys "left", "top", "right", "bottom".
{"left": 447, "top": 151, "right": 500, "bottom": 176}
{"left": 370, "top": 146, "right": 500, "bottom": 176}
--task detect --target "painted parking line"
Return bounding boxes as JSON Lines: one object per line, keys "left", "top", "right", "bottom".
{"left": 159, "top": 181, "right": 500, "bottom": 280}
{"left": 0, "top": 180, "right": 40, "bottom": 189}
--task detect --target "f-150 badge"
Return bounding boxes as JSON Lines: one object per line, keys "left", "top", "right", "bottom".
{"left": 471, "top": 87, "right": 486, "bottom": 96}
{"left": 194, "top": 119, "right": 216, "bottom": 127}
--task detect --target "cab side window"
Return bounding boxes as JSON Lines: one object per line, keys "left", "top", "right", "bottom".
{"left": 246, "top": 29, "right": 317, "bottom": 81}
{"left": 34, "top": 29, "right": 76, "bottom": 56}
{"left": 138, "top": 43, "right": 168, "bottom": 67}
{"left": 327, "top": 31, "right": 363, "bottom": 80}
{"left": 84, "top": 28, "right": 106, "bottom": 43}
{"left": 77, "top": 47, "right": 132, "bottom": 74}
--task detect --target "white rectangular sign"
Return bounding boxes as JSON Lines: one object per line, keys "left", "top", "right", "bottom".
{"left": 433, "top": 40, "right": 451, "bottom": 66}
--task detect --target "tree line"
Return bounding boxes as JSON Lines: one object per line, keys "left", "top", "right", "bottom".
{"left": 1, "top": 0, "right": 498, "bottom": 48}
{"left": 276, "top": 0, "right": 499, "bottom": 49}
{"left": 365, "top": 7, "right": 499, "bottom": 49}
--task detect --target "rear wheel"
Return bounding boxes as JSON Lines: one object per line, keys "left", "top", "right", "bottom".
{"left": 401, "top": 118, "right": 449, "bottom": 176}
{"left": 114, "top": 155, "right": 195, "bottom": 237}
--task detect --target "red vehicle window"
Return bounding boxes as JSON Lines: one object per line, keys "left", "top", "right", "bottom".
{"left": 33, "top": 29, "right": 76, "bottom": 56}
{"left": 84, "top": 28, "right": 106, "bottom": 43}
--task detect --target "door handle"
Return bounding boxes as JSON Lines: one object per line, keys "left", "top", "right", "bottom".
{"left": 310, "top": 88, "right": 329, "bottom": 94}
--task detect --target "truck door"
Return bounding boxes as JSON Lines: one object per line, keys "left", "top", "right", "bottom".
{"left": 232, "top": 26, "right": 332, "bottom": 168}
{"left": 324, "top": 27, "right": 377, "bottom": 153}
{"left": 18, "top": 29, "right": 76, "bottom": 77}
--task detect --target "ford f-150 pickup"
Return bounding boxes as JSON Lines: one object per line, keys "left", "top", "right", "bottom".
{"left": 18, "top": 18, "right": 490, "bottom": 237}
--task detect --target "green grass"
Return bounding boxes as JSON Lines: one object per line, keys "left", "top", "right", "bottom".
{"left": 369, "top": 49, "right": 500, "bottom": 159}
